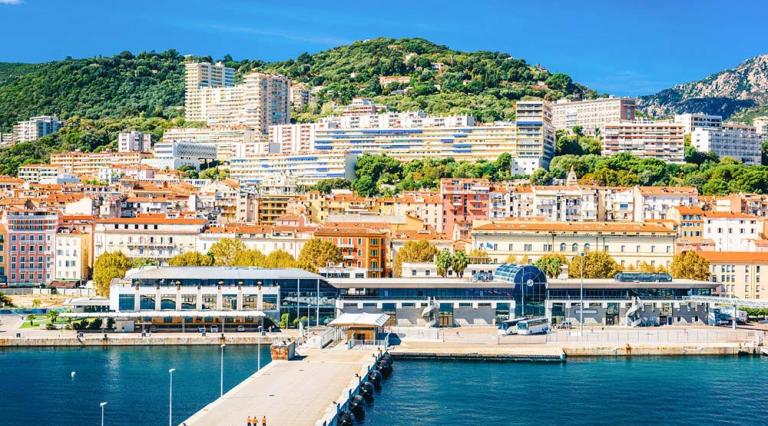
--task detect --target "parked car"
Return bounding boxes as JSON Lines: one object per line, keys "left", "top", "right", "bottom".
{"left": 236, "top": 325, "right": 245, "bottom": 332}
{"left": 211, "top": 326, "right": 219, "bottom": 333}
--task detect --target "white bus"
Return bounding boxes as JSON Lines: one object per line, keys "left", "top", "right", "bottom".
{"left": 517, "top": 317, "right": 549, "bottom": 335}
{"left": 497, "top": 318, "right": 522, "bottom": 335}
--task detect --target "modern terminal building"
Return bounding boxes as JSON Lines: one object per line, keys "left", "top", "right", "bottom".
{"left": 94, "top": 265, "right": 720, "bottom": 331}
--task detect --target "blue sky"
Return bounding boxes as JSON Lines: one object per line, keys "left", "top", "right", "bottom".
{"left": 1, "top": 0, "right": 766, "bottom": 96}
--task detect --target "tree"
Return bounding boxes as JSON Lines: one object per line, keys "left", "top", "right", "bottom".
{"left": 451, "top": 250, "right": 470, "bottom": 278}
{"left": 93, "top": 252, "right": 132, "bottom": 296}
{"left": 0, "top": 293, "right": 14, "bottom": 307}
{"left": 393, "top": 240, "right": 438, "bottom": 277}
{"left": 208, "top": 238, "right": 247, "bottom": 266}
{"left": 435, "top": 249, "right": 453, "bottom": 277}
{"left": 263, "top": 250, "right": 296, "bottom": 268}
{"left": 469, "top": 248, "right": 490, "bottom": 262}
{"left": 232, "top": 249, "right": 267, "bottom": 267}
{"left": 47, "top": 310, "right": 59, "bottom": 325}
{"left": 568, "top": 252, "right": 621, "bottom": 279}
{"left": 670, "top": 251, "right": 710, "bottom": 281}
{"left": 534, "top": 254, "right": 567, "bottom": 278}
{"left": 529, "top": 168, "right": 551, "bottom": 185}
{"left": 297, "top": 238, "right": 342, "bottom": 273}
{"left": 168, "top": 251, "right": 213, "bottom": 267}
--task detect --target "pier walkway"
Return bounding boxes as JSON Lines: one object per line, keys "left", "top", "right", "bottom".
{"left": 183, "top": 345, "right": 380, "bottom": 426}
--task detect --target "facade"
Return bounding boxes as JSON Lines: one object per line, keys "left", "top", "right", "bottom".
{"left": 50, "top": 151, "right": 150, "bottom": 178}
{"left": 228, "top": 152, "right": 358, "bottom": 187}
{"left": 440, "top": 178, "right": 491, "bottom": 240}
{"left": 691, "top": 125, "right": 762, "bottom": 165}
{"left": 17, "top": 164, "right": 64, "bottom": 183}
{"left": 699, "top": 251, "right": 768, "bottom": 299}
{"left": 529, "top": 185, "right": 601, "bottom": 222}
{"left": 289, "top": 84, "right": 313, "bottom": 110}
{"left": 753, "top": 116, "right": 768, "bottom": 136}
{"left": 197, "top": 224, "right": 314, "bottom": 259}
{"left": 162, "top": 127, "right": 263, "bottom": 162}
{"left": 118, "top": 131, "right": 152, "bottom": 153}
{"left": 144, "top": 141, "right": 217, "bottom": 170}
{"left": 54, "top": 229, "right": 89, "bottom": 283}
{"left": 673, "top": 113, "right": 723, "bottom": 134}
{"left": 551, "top": 97, "right": 636, "bottom": 135}
{"left": 702, "top": 211, "right": 761, "bottom": 251}
{"left": 602, "top": 121, "right": 685, "bottom": 163}
{"left": 12, "top": 115, "right": 62, "bottom": 142}
{"left": 1, "top": 209, "right": 59, "bottom": 286}
{"left": 93, "top": 214, "right": 208, "bottom": 262}
{"left": 184, "top": 61, "right": 235, "bottom": 122}
{"left": 195, "top": 72, "right": 290, "bottom": 134}
{"left": 315, "top": 226, "right": 388, "bottom": 278}
{"left": 633, "top": 186, "right": 698, "bottom": 222}
{"left": 471, "top": 221, "right": 676, "bottom": 270}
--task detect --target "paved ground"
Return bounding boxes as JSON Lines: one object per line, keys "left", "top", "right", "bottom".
{"left": 184, "top": 345, "right": 378, "bottom": 426}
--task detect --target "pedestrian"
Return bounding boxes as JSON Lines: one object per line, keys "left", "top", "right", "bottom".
{"left": 246, "top": 415, "right": 252, "bottom": 426}
{"left": 262, "top": 415, "right": 267, "bottom": 426}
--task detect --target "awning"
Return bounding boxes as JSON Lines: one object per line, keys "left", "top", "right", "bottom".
{"left": 328, "top": 313, "right": 389, "bottom": 328}
{"left": 60, "top": 310, "right": 266, "bottom": 319}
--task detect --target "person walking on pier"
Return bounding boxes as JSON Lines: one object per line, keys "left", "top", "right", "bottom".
{"left": 246, "top": 415, "right": 252, "bottom": 426}
{"left": 262, "top": 415, "right": 267, "bottom": 426}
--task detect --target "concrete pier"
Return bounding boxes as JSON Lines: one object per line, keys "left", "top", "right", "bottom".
{"left": 184, "top": 345, "right": 382, "bottom": 426}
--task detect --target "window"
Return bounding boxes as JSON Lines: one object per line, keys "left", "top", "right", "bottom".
{"left": 583, "top": 243, "right": 591, "bottom": 252}
{"left": 559, "top": 243, "right": 566, "bottom": 251}
{"left": 571, "top": 243, "right": 578, "bottom": 252}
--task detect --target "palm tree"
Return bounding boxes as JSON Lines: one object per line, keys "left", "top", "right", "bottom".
{"left": 451, "top": 250, "right": 469, "bottom": 278}
{"left": 435, "top": 249, "right": 453, "bottom": 277}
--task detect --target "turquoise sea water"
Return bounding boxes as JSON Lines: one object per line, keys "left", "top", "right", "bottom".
{"left": 1, "top": 347, "right": 767, "bottom": 425}
{"left": 0, "top": 345, "right": 271, "bottom": 425}
{"left": 364, "top": 357, "right": 768, "bottom": 426}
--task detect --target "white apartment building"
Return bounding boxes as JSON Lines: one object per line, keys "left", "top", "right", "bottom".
{"left": 289, "top": 84, "right": 313, "bottom": 109}
{"left": 228, "top": 152, "right": 359, "bottom": 187}
{"left": 699, "top": 252, "right": 768, "bottom": 299}
{"left": 691, "top": 124, "right": 762, "bottom": 165}
{"left": 195, "top": 72, "right": 290, "bottom": 134}
{"left": 318, "top": 111, "right": 476, "bottom": 130}
{"left": 633, "top": 186, "right": 698, "bottom": 221}
{"left": 196, "top": 225, "right": 315, "bottom": 259}
{"left": 603, "top": 187, "right": 635, "bottom": 222}
{"left": 162, "top": 127, "right": 263, "bottom": 161}
{"left": 378, "top": 193, "right": 445, "bottom": 233}
{"left": 50, "top": 151, "right": 150, "bottom": 178}
{"left": 54, "top": 229, "right": 89, "bottom": 283}
{"left": 12, "top": 115, "right": 62, "bottom": 142}
{"left": 144, "top": 141, "right": 217, "bottom": 170}
{"left": 184, "top": 61, "right": 235, "bottom": 122}
{"left": 602, "top": 121, "right": 685, "bottom": 163}
{"left": 471, "top": 221, "right": 676, "bottom": 270}
{"left": 118, "top": 131, "right": 152, "bottom": 153}
{"left": 673, "top": 113, "right": 723, "bottom": 134}
{"left": 17, "top": 164, "right": 64, "bottom": 183}
{"left": 702, "top": 211, "right": 762, "bottom": 251}
{"left": 752, "top": 117, "right": 768, "bottom": 136}
{"left": 529, "top": 185, "right": 601, "bottom": 222}
{"left": 93, "top": 214, "right": 208, "bottom": 262}
{"left": 551, "top": 97, "right": 636, "bottom": 135}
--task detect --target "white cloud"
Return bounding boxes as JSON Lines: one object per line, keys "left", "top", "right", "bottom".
{"left": 0, "top": 0, "right": 22, "bottom": 5}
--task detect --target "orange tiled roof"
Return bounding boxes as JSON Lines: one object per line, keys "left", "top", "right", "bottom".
{"left": 703, "top": 211, "right": 759, "bottom": 219}
{"left": 698, "top": 251, "right": 768, "bottom": 263}
{"left": 637, "top": 186, "right": 697, "bottom": 196}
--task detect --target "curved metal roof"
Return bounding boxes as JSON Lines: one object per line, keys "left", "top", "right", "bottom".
{"left": 493, "top": 264, "right": 547, "bottom": 285}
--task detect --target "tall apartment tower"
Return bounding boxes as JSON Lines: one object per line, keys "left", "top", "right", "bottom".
{"left": 184, "top": 60, "right": 235, "bottom": 122}
{"left": 118, "top": 131, "right": 152, "bottom": 152}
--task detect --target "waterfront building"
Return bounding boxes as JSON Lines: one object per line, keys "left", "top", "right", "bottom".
{"left": 440, "top": 178, "right": 492, "bottom": 240}
{"left": 144, "top": 141, "right": 217, "bottom": 170}
{"left": 196, "top": 223, "right": 314, "bottom": 259}
{"left": 673, "top": 113, "right": 723, "bottom": 134}
{"left": 698, "top": 251, "right": 768, "bottom": 299}
{"left": 1, "top": 209, "right": 59, "bottom": 286}
{"left": 93, "top": 214, "right": 207, "bottom": 262}
{"left": 17, "top": 164, "right": 64, "bottom": 183}
{"left": 702, "top": 211, "right": 762, "bottom": 251}
{"left": 184, "top": 61, "right": 235, "bottom": 122}
{"left": 551, "top": 97, "right": 636, "bottom": 135}
{"left": 109, "top": 267, "right": 337, "bottom": 330}
{"left": 118, "top": 131, "right": 152, "bottom": 153}
{"left": 471, "top": 221, "right": 676, "bottom": 270}
{"left": 633, "top": 186, "right": 698, "bottom": 222}
{"left": 602, "top": 121, "right": 685, "bottom": 163}
{"left": 228, "top": 152, "right": 359, "bottom": 187}
{"left": 12, "top": 115, "right": 62, "bottom": 142}
{"left": 691, "top": 124, "right": 762, "bottom": 165}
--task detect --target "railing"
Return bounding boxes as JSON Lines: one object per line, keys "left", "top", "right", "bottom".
{"left": 347, "top": 333, "right": 391, "bottom": 349}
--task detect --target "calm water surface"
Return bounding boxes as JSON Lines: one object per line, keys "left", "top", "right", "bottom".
{"left": 364, "top": 357, "right": 768, "bottom": 426}
{"left": 0, "top": 345, "right": 271, "bottom": 425}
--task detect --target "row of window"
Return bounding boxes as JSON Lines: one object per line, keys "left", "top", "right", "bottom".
{"left": 497, "top": 243, "right": 671, "bottom": 253}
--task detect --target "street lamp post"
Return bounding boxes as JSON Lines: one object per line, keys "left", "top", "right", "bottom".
{"left": 168, "top": 368, "right": 175, "bottom": 426}
{"left": 100, "top": 402, "right": 107, "bottom": 426}
{"left": 257, "top": 324, "right": 262, "bottom": 372}
{"left": 579, "top": 252, "right": 585, "bottom": 337}
{"left": 220, "top": 343, "right": 225, "bottom": 397}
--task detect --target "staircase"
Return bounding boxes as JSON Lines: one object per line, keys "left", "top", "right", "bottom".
{"left": 625, "top": 298, "right": 643, "bottom": 327}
